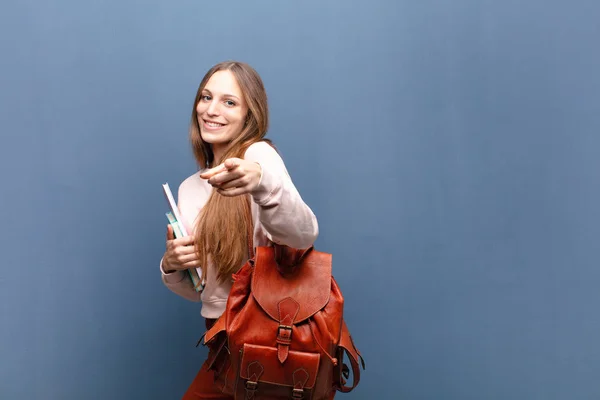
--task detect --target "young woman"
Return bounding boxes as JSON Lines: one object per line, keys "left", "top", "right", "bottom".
{"left": 160, "top": 61, "right": 319, "bottom": 399}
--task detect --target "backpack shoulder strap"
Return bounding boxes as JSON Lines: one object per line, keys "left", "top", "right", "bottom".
{"left": 337, "top": 319, "right": 366, "bottom": 393}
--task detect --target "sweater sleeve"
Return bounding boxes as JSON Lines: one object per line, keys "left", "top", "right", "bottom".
{"left": 159, "top": 181, "right": 202, "bottom": 302}
{"left": 245, "top": 142, "right": 319, "bottom": 249}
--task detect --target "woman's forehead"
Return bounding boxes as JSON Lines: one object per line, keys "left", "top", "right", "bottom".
{"left": 204, "top": 70, "right": 242, "bottom": 99}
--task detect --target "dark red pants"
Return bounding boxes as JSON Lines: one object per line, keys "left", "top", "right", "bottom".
{"left": 182, "top": 358, "right": 232, "bottom": 400}
{"left": 182, "top": 319, "right": 232, "bottom": 400}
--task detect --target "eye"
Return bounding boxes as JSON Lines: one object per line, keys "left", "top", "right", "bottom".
{"left": 224, "top": 100, "right": 236, "bottom": 107}
{"left": 200, "top": 95, "right": 211, "bottom": 102}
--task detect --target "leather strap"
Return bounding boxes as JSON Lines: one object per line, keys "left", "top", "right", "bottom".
{"left": 292, "top": 368, "right": 310, "bottom": 398}
{"left": 276, "top": 298, "right": 300, "bottom": 363}
{"left": 338, "top": 347, "right": 364, "bottom": 393}
{"left": 274, "top": 246, "right": 313, "bottom": 272}
{"left": 337, "top": 320, "right": 366, "bottom": 393}
{"left": 244, "top": 361, "right": 264, "bottom": 399}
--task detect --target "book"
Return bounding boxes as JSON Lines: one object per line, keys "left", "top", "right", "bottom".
{"left": 162, "top": 183, "right": 204, "bottom": 292}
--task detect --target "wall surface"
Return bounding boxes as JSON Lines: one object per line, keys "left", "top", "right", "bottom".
{"left": 1, "top": 0, "right": 599, "bottom": 398}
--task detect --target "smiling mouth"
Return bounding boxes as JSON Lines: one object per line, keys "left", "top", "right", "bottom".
{"left": 203, "top": 119, "right": 225, "bottom": 128}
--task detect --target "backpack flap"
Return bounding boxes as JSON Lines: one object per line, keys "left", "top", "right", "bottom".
{"left": 251, "top": 246, "right": 332, "bottom": 323}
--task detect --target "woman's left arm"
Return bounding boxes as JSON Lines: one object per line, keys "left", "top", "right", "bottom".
{"left": 200, "top": 141, "right": 319, "bottom": 249}
{"left": 245, "top": 142, "right": 319, "bottom": 248}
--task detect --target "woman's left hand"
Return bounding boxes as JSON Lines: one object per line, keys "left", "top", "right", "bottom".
{"left": 200, "top": 158, "right": 262, "bottom": 197}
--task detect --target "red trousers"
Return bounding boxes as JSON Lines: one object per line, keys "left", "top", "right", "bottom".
{"left": 182, "top": 319, "right": 232, "bottom": 400}
{"left": 182, "top": 357, "right": 232, "bottom": 400}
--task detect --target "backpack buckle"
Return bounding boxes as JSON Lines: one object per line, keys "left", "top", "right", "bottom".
{"left": 276, "top": 325, "right": 293, "bottom": 363}
{"left": 245, "top": 380, "right": 258, "bottom": 398}
{"left": 246, "top": 380, "right": 258, "bottom": 390}
{"left": 292, "top": 388, "right": 304, "bottom": 398}
{"left": 277, "top": 325, "right": 293, "bottom": 343}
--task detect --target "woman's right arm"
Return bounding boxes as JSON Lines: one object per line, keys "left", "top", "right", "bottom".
{"left": 159, "top": 184, "right": 202, "bottom": 302}
{"left": 160, "top": 241, "right": 202, "bottom": 303}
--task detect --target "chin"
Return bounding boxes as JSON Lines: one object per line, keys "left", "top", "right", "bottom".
{"left": 200, "top": 132, "right": 226, "bottom": 145}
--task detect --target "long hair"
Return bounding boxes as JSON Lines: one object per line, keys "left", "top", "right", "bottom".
{"left": 189, "top": 61, "right": 270, "bottom": 283}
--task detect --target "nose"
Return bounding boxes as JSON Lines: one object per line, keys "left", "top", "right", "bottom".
{"left": 206, "top": 99, "right": 220, "bottom": 116}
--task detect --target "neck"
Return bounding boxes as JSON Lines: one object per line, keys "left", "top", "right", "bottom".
{"left": 210, "top": 143, "right": 228, "bottom": 167}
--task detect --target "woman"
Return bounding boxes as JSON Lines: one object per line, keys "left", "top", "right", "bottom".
{"left": 160, "top": 61, "right": 319, "bottom": 399}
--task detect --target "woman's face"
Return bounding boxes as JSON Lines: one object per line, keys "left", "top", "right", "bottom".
{"left": 196, "top": 70, "right": 248, "bottom": 155}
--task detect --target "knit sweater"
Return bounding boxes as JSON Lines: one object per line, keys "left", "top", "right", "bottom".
{"left": 160, "top": 141, "right": 319, "bottom": 319}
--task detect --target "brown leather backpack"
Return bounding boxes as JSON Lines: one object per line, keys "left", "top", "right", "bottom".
{"left": 202, "top": 244, "right": 365, "bottom": 399}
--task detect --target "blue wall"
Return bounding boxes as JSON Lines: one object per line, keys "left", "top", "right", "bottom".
{"left": 2, "top": 0, "right": 599, "bottom": 399}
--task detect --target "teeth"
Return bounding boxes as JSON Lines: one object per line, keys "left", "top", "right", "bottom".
{"left": 206, "top": 121, "right": 224, "bottom": 127}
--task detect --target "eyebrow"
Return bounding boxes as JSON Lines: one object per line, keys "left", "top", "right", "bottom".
{"left": 202, "top": 88, "right": 241, "bottom": 101}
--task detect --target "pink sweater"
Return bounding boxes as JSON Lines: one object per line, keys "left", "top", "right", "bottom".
{"left": 160, "top": 141, "right": 319, "bottom": 319}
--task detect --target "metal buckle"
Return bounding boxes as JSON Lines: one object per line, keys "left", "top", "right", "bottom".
{"left": 246, "top": 380, "right": 258, "bottom": 391}
{"left": 292, "top": 388, "right": 304, "bottom": 398}
{"left": 278, "top": 325, "right": 293, "bottom": 340}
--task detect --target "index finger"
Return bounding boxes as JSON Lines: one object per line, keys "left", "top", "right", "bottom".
{"left": 200, "top": 163, "right": 227, "bottom": 180}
